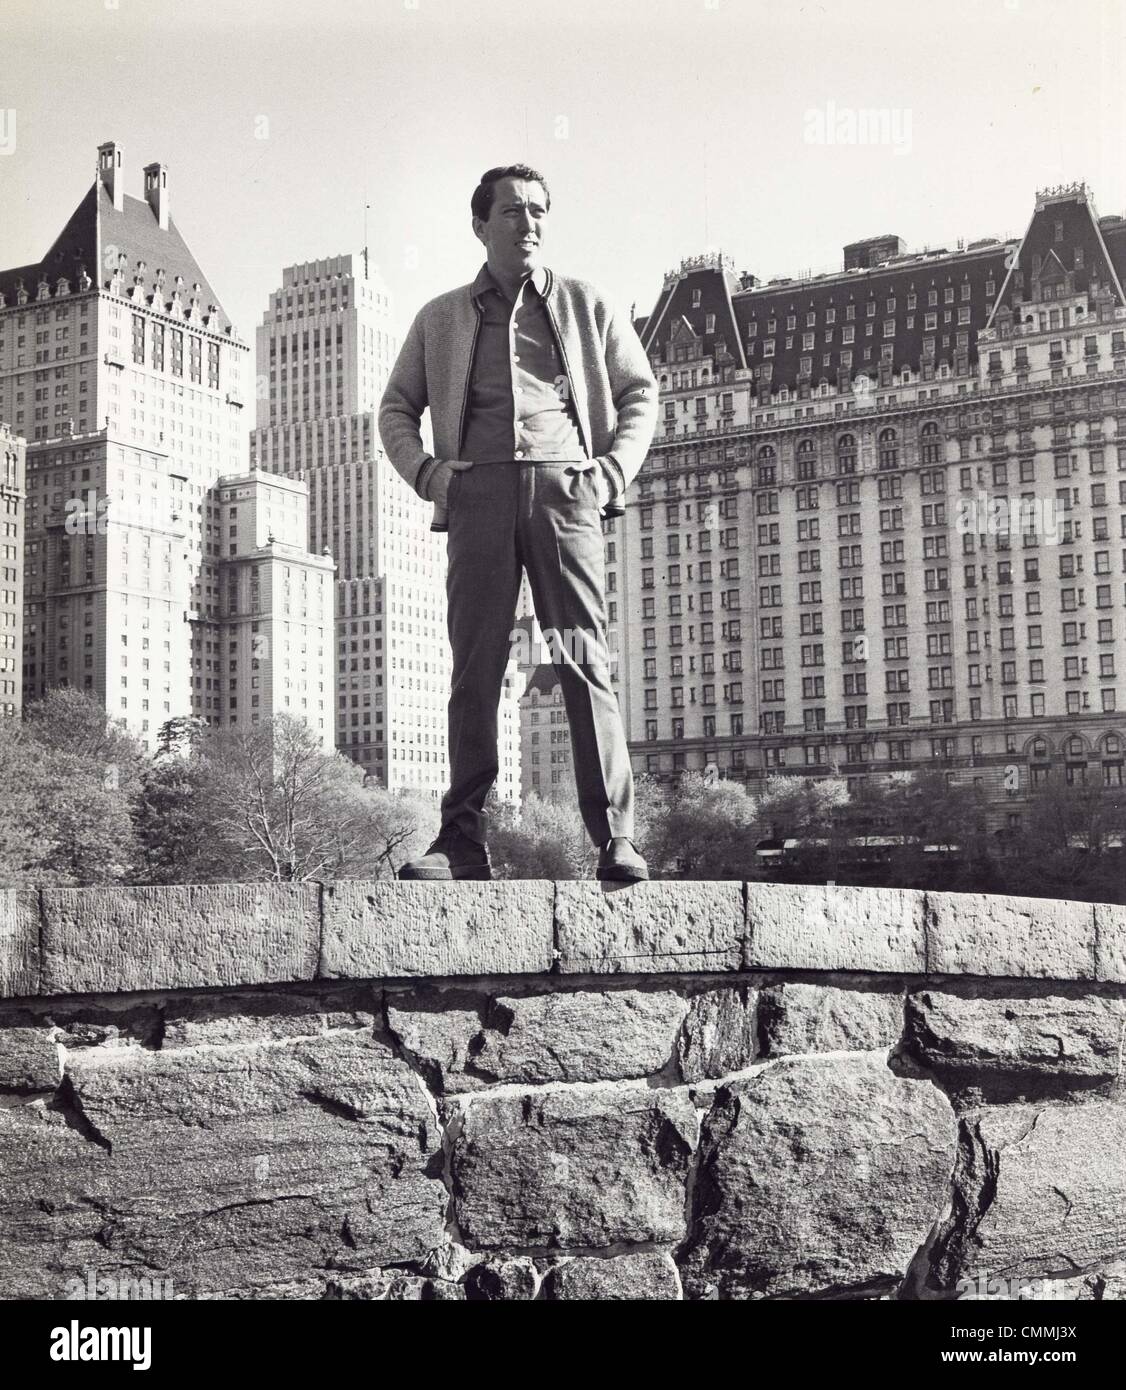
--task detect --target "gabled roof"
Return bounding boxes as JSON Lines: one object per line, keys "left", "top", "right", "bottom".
{"left": 0, "top": 181, "right": 237, "bottom": 337}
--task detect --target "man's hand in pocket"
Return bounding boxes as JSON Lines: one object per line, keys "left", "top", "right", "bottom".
{"left": 591, "top": 458, "right": 617, "bottom": 511}
{"left": 427, "top": 459, "right": 475, "bottom": 507}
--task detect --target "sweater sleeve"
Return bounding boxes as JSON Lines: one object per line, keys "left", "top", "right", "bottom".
{"left": 602, "top": 310, "right": 658, "bottom": 494}
{"left": 377, "top": 311, "right": 434, "bottom": 496}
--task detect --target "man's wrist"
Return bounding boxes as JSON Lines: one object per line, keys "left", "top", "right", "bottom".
{"left": 599, "top": 454, "right": 626, "bottom": 500}
{"left": 415, "top": 456, "right": 440, "bottom": 501}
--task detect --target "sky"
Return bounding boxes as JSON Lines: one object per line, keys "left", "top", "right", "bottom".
{"left": 2, "top": 0, "right": 1125, "bottom": 357}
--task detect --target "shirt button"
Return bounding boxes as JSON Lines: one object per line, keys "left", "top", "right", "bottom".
{"left": 514, "top": 385, "right": 522, "bottom": 393}
{"left": 515, "top": 450, "right": 524, "bottom": 459}
{"left": 513, "top": 355, "right": 520, "bottom": 362}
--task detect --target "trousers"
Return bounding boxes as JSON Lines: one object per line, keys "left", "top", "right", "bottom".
{"left": 439, "top": 460, "right": 634, "bottom": 846}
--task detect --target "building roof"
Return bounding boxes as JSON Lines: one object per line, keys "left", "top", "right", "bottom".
{"left": 986, "top": 183, "right": 1126, "bottom": 330}
{"left": 524, "top": 663, "right": 561, "bottom": 698}
{"left": 0, "top": 180, "right": 237, "bottom": 338}
{"left": 640, "top": 187, "right": 1126, "bottom": 395}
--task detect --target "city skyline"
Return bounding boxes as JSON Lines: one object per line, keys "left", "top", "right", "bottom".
{"left": 4, "top": 0, "right": 1126, "bottom": 362}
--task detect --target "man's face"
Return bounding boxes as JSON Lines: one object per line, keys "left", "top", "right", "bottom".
{"left": 473, "top": 177, "right": 548, "bottom": 281}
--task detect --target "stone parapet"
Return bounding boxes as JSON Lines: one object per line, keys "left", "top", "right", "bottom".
{"left": 0, "top": 882, "right": 1123, "bottom": 1300}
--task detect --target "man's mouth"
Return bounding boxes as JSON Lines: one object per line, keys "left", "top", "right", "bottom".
{"left": 518, "top": 240, "right": 537, "bottom": 250}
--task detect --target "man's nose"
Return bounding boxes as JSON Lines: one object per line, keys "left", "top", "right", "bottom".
{"left": 517, "top": 208, "right": 536, "bottom": 232}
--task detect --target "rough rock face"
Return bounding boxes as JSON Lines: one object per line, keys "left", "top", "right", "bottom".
{"left": 452, "top": 1086, "right": 697, "bottom": 1249}
{"left": 0, "top": 1031, "right": 446, "bottom": 1300}
{"left": 387, "top": 987, "right": 686, "bottom": 1092}
{"left": 1, "top": 881, "right": 1125, "bottom": 1300}
{"left": 676, "top": 986, "right": 757, "bottom": 1083}
{"left": 934, "top": 1100, "right": 1126, "bottom": 1286}
{"left": 464, "top": 1258, "right": 540, "bottom": 1301}
{"left": 758, "top": 984, "right": 904, "bottom": 1057}
{"left": 906, "top": 990, "right": 1124, "bottom": 1083}
{"left": 542, "top": 1252, "right": 681, "bottom": 1300}
{"left": 0, "top": 1021, "right": 60, "bottom": 1090}
{"left": 681, "top": 1053, "right": 957, "bottom": 1300}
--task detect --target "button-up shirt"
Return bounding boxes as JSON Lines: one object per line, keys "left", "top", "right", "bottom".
{"left": 461, "top": 263, "right": 587, "bottom": 463}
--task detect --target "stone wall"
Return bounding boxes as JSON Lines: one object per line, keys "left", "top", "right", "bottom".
{"left": 1, "top": 881, "right": 1123, "bottom": 1301}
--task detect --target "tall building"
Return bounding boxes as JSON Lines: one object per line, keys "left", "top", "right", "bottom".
{"left": 214, "top": 470, "right": 335, "bottom": 750}
{"left": 0, "top": 424, "right": 24, "bottom": 718}
{"left": 1, "top": 142, "right": 331, "bottom": 747}
{"left": 618, "top": 184, "right": 1126, "bottom": 823}
{"left": 520, "top": 663, "right": 574, "bottom": 804}
{"left": 498, "top": 659, "right": 525, "bottom": 810}
{"left": 250, "top": 255, "right": 452, "bottom": 793}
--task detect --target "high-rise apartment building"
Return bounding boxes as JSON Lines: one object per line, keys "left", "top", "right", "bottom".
{"left": 214, "top": 470, "right": 335, "bottom": 750}
{"left": 520, "top": 664, "right": 575, "bottom": 804}
{"left": 250, "top": 255, "right": 453, "bottom": 793}
{"left": 0, "top": 424, "right": 24, "bottom": 718}
{"left": 617, "top": 184, "right": 1126, "bottom": 818}
{"left": 0, "top": 142, "right": 332, "bottom": 746}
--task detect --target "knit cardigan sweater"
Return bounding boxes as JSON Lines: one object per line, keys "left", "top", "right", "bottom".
{"left": 378, "top": 267, "right": 658, "bottom": 530}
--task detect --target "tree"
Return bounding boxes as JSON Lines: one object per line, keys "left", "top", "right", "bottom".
{"left": 488, "top": 794, "right": 592, "bottom": 879}
{"left": 134, "top": 754, "right": 232, "bottom": 885}
{"left": 0, "top": 703, "right": 142, "bottom": 887}
{"left": 641, "top": 771, "right": 758, "bottom": 879}
{"left": 24, "top": 688, "right": 146, "bottom": 798}
{"left": 183, "top": 715, "right": 376, "bottom": 881}
{"left": 0, "top": 721, "right": 54, "bottom": 884}
{"left": 1004, "top": 775, "right": 1126, "bottom": 902}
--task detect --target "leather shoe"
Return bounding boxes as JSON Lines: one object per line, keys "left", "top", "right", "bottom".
{"left": 399, "top": 824, "right": 492, "bottom": 881}
{"left": 596, "top": 837, "right": 649, "bottom": 883}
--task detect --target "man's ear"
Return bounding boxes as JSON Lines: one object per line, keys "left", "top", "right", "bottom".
{"left": 472, "top": 216, "right": 488, "bottom": 247}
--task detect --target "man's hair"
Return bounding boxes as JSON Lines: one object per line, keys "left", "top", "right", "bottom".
{"left": 471, "top": 164, "right": 551, "bottom": 222}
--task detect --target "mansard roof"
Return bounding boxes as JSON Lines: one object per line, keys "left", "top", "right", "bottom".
{"left": 985, "top": 182, "right": 1126, "bottom": 330}
{"left": 641, "top": 187, "right": 1126, "bottom": 394}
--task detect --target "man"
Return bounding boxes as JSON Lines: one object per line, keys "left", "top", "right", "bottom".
{"left": 379, "top": 163, "right": 657, "bottom": 883}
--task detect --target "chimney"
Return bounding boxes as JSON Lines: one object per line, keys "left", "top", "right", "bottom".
{"left": 97, "top": 141, "right": 124, "bottom": 212}
{"left": 143, "top": 162, "right": 169, "bottom": 230}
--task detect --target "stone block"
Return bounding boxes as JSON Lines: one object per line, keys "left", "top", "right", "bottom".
{"left": 0, "top": 1032, "right": 447, "bottom": 1299}
{"left": 0, "top": 889, "right": 39, "bottom": 998}
{"left": 555, "top": 881, "right": 743, "bottom": 974}
{"left": 925, "top": 892, "right": 1096, "bottom": 980}
{"left": 1094, "top": 902, "right": 1126, "bottom": 984}
{"left": 681, "top": 1052, "right": 957, "bottom": 1299}
{"left": 935, "top": 1100, "right": 1126, "bottom": 1285}
{"left": 452, "top": 1086, "right": 697, "bottom": 1249}
{"left": 906, "top": 989, "right": 1124, "bottom": 1081}
{"left": 40, "top": 884, "right": 320, "bottom": 994}
{"left": 387, "top": 986, "right": 686, "bottom": 1092}
{"left": 747, "top": 884, "right": 926, "bottom": 974}
{"left": 676, "top": 986, "right": 757, "bottom": 1082}
{"left": 322, "top": 881, "right": 553, "bottom": 979}
{"left": 759, "top": 983, "right": 905, "bottom": 1057}
{"left": 542, "top": 1252, "right": 681, "bottom": 1300}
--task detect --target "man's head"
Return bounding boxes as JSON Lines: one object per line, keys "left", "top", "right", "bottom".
{"left": 471, "top": 164, "right": 550, "bottom": 285}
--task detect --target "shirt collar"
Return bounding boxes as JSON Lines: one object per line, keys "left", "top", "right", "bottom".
{"left": 471, "top": 262, "right": 550, "bottom": 303}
